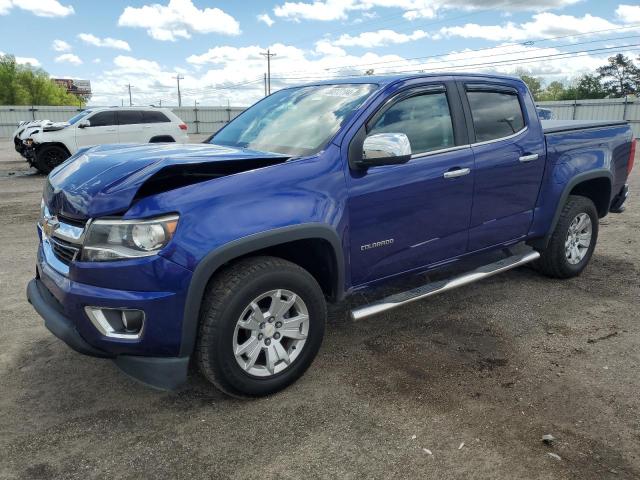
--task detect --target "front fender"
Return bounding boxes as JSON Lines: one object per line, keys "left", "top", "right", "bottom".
{"left": 178, "top": 223, "right": 345, "bottom": 357}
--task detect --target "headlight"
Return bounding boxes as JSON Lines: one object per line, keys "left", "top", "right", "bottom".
{"left": 81, "top": 214, "right": 179, "bottom": 261}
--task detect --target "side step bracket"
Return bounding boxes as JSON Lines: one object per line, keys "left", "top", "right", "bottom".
{"left": 350, "top": 250, "right": 540, "bottom": 320}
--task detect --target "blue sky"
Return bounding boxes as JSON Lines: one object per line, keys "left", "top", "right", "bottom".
{"left": 1, "top": 0, "right": 639, "bottom": 106}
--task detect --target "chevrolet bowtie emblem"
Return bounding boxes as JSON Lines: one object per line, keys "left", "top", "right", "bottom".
{"left": 42, "top": 216, "right": 60, "bottom": 237}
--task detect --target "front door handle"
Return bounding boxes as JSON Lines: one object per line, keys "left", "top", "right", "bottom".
{"left": 443, "top": 167, "right": 471, "bottom": 179}
{"left": 519, "top": 153, "right": 539, "bottom": 163}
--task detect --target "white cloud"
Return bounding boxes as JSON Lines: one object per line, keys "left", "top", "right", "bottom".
{"left": 52, "top": 39, "right": 71, "bottom": 52}
{"left": 616, "top": 4, "right": 640, "bottom": 23}
{"left": 0, "top": 50, "right": 41, "bottom": 66}
{"left": 273, "top": 0, "right": 580, "bottom": 22}
{"left": 0, "top": 0, "right": 73, "bottom": 17}
{"left": 331, "top": 28, "right": 429, "bottom": 48}
{"left": 257, "top": 13, "right": 275, "bottom": 26}
{"left": 86, "top": 33, "right": 617, "bottom": 108}
{"left": 55, "top": 53, "right": 82, "bottom": 65}
{"left": 17, "top": 56, "right": 41, "bottom": 66}
{"left": 439, "top": 13, "right": 621, "bottom": 42}
{"left": 78, "top": 33, "right": 131, "bottom": 51}
{"left": 113, "top": 55, "right": 161, "bottom": 74}
{"left": 118, "top": 0, "right": 240, "bottom": 41}
{"left": 93, "top": 58, "right": 101, "bottom": 64}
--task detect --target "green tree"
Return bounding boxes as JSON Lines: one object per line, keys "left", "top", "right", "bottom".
{"left": 541, "top": 81, "right": 566, "bottom": 101}
{"left": 597, "top": 54, "right": 638, "bottom": 97}
{"left": 0, "top": 54, "right": 82, "bottom": 106}
{"left": 574, "top": 74, "right": 607, "bottom": 99}
{"left": 516, "top": 71, "right": 543, "bottom": 100}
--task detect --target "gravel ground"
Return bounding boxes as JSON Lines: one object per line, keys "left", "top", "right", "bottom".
{"left": 0, "top": 138, "right": 638, "bottom": 480}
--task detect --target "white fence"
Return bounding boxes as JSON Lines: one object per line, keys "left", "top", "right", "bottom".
{"left": 0, "top": 105, "right": 245, "bottom": 138}
{"left": 537, "top": 97, "right": 640, "bottom": 138}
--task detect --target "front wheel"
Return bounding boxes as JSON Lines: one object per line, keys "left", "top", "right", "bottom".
{"left": 34, "top": 145, "right": 69, "bottom": 174}
{"left": 196, "top": 256, "right": 326, "bottom": 397}
{"left": 535, "top": 195, "right": 599, "bottom": 278}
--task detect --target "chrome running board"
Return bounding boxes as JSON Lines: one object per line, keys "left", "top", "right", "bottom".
{"left": 350, "top": 250, "right": 540, "bottom": 320}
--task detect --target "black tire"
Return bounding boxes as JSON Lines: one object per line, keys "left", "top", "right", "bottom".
{"left": 196, "top": 256, "right": 326, "bottom": 397}
{"left": 149, "top": 136, "right": 175, "bottom": 143}
{"left": 535, "top": 195, "right": 599, "bottom": 278}
{"left": 35, "top": 145, "right": 69, "bottom": 174}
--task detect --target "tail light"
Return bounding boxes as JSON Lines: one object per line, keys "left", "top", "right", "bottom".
{"left": 179, "top": 124, "right": 188, "bottom": 131}
{"left": 628, "top": 138, "right": 636, "bottom": 175}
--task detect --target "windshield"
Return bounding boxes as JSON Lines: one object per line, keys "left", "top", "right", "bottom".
{"left": 211, "top": 84, "right": 377, "bottom": 156}
{"left": 68, "top": 110, "right": 91, "bottom": 125}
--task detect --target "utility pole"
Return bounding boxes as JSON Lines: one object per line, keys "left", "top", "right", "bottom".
{"left": 260, "top": 49, "right": 276, "bottom": 95}
{"left": 159, "top": 99, "right": 162, "bottom": 107}
{"left": 174, "top": 74, "right": 184, "bottom": 107}
{"left": 263, "top": 73, "right": 267, "bottom": 97}
{"left": 194, "top": 100, "right": 199, "bottom": 134}
{"left": 126, "top": 83, "right": 133, "bottom": 106}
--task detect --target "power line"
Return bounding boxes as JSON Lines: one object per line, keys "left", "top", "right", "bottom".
{"left": 269, "top": 43, "right": 640, "bottom": 81}
{"left": 319, "top": 23, "right": 640, "bottom": 73}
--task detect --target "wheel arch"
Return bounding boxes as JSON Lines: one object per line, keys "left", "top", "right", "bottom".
{"left": 179, "top": 224, "right": 345, "bottom": 357}
{"left": 36, "top": 141, "right": 71, "bottom": 156}
{"left": 529, "top": 169, "right": 611, "bottom": 250}
{"left": 149, "top": 135, "right": 176, "bottom": 143}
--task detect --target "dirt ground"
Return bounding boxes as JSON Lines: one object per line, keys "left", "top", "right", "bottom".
{"left": 0, "top": 137, "right": 638, "bottom": 480}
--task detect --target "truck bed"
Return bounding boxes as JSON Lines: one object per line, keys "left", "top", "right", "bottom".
{"left": 542, "top": 119, "right": 628, "bottom": 134}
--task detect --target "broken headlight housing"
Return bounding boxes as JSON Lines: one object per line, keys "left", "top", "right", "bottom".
{"left": 81, "top": 214, "right": 179, "bottom": 261}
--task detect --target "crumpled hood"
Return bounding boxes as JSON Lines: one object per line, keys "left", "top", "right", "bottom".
{"left": 45, "top": 143, "right": 288, "bottom": 220}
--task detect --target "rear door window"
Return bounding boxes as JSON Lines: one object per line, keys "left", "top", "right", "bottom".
{"left": 368, "top": 91, "right": 455, "bottom": 155}
{"left": 142, "top": 111, "right": 171, "bottom": 123}
{"left": 88, "top": 111, "right": 116, "bottom": 127}
{"left": 466, "top": 89, "right": 525, "bottom": 142}
{"left": 118, "top": 110, "right": 145, "bottom": 125}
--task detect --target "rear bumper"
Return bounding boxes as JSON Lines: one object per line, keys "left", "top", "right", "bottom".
{"left": 27, "top": 277, "right": 190, "bottom": 390}
{"left": 610, "top": 184, "right": 629, "bottom": 213}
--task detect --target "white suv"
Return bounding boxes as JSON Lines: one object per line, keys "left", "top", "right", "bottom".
{"left": 23, "top": 107, "right": 189, "bottom": 173}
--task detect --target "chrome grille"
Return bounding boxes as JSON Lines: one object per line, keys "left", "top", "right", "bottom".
{"left": 49, "top": 236, "right": 80, "bottom": 265}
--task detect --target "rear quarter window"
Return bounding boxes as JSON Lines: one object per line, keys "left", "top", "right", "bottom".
{"left": 467, "top": 90, "right": 525, "bottom": 143}
{"left": 142, "top": 111, "right": 171, "bottom": 123}
{"left": 118, "top": 110, "right": 145, "bottom": 125}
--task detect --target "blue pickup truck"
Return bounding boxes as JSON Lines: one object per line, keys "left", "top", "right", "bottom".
{"left": 27, "top": 73, "right": 634, "bottom": 396}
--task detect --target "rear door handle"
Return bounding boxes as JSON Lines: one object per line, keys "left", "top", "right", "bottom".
{"left": 519, "top": 153, "right": 539, "bottom": 163}
{"left": 443, "top": 167, "right": 471, "bottom": 179}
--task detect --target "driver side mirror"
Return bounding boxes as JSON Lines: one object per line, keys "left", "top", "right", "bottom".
{"left": 359, "top": 133, "right": 412, "bottom": 168}
{"left": 78, "top": 120, "right": 91, "bottom": 129}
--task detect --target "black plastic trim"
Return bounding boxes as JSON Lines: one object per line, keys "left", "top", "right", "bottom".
{"left": 114, "top": 355, "right": 190, "bottom": 390}
{"left": 26, "top": 278, "right": 112, "bottom": 358}
{"left": 609, "top": 184, "right": 629, "bottom": 213}
{"left": 465, "top": 83, "right": 519, "bottom": 94}
{"left": 179, "top": 223, "right": 345, "bottom": 357}
{"left": 528, "top": 169, "right": 612, "bottom": 250}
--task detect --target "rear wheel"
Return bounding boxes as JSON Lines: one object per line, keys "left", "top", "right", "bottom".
{"left": 535, "top": 195, "right": 599, "bottom": 278}
{"left": 196, "top": 256, "right": 326, "bottom": 397}
{"left": 35, "top": 145, "right": 69, "bottom": 174}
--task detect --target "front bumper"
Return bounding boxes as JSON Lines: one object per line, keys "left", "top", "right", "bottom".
{"left": 27, "top": 278, "right": 110, "bottom": 358}
{"left": 27, "top": 244, "right": 193, "bottom": 390}
{"left": 27, "top": 277, "right": 190, "bottom": 390}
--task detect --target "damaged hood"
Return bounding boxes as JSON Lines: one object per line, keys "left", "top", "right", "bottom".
{"left": 45, "top": 143, "right": 289, "bottom": 220}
